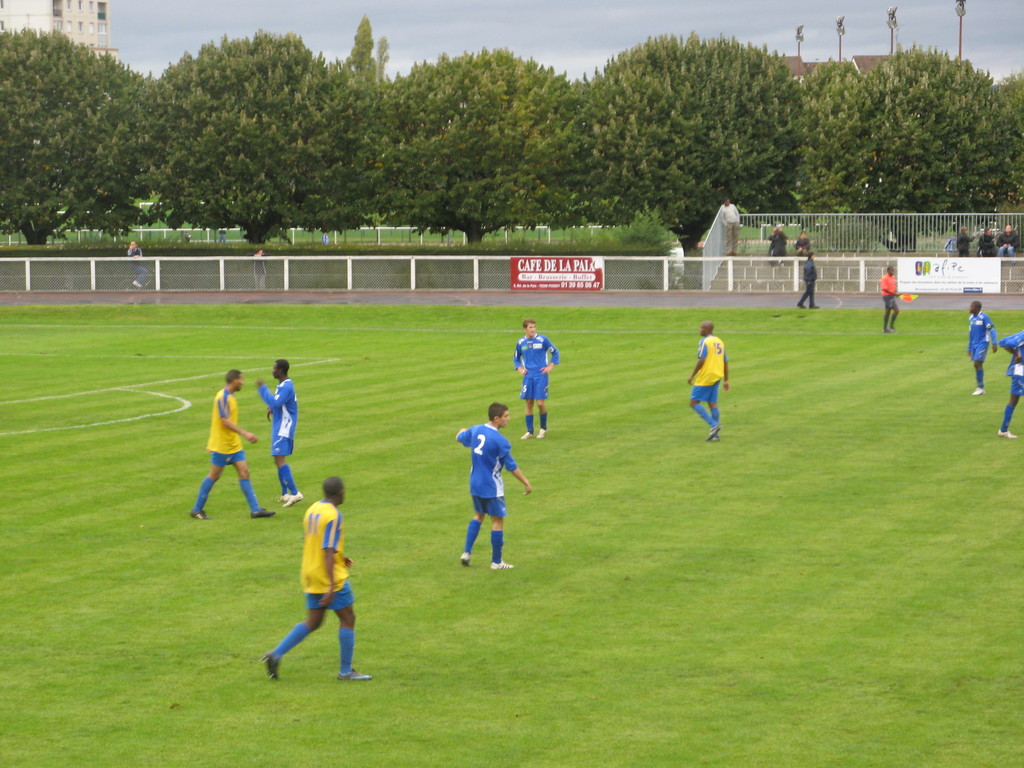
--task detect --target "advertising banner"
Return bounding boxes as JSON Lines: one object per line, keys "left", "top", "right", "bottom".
{"left": 897, "top": 257, "right": 1001, "bottom": 294}
{"left": 510, "top": 257, "right": 604, "bottom": 291}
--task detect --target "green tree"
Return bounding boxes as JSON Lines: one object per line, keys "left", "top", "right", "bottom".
{"left": 583, "top": 34, "right": 801, "bottom": 247}
{"left": 799, "top": 49, "right": 1006, "bottom": 213}
{"left": 379, "top": 49, "right": 580, "bottom": 242}
{"left": 0, "top": 31, "right": 146, "bottom": 244}
{"left": 994, "top": 71, "right": 1024, "bottom": 209}
{"left": 147, "top": 32, "right": 336, "bottom": 244}
{"left": 345, "top": 16, "right": 375, "bottom": 78}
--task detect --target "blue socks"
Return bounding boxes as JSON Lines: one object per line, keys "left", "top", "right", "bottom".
{"left": 692, "top": 403, "right": 715, "bottom": 427}
{"left": 710, "top": 407, "right": 720, "bottom": 427}
{"left": 339, "top": 628, "right": 355, "bottom": 675}
{"left": 192, "top": 476, "right": 215, "bottom": 512}
{"left": 464, "top": 518, "right": 482, "bottom": 554}
{"left": 539, "top": 412, "right": 548, "bottom": 430}
{"left": 491, "top": 530, "right": 504, "bottom": 564}
{"left": 239, "top": 478, "right": 260, "bottom": 512}
{"left": 278, "top": 464, "right": 298, "bottom": 495}
{"left": 976, "top": 369, "right": 984, "bottom": 387}
{"left": 525, "top": 414, "right": 534, "bottom": 434}
{"left": 272, "top": 622, "right": 311, "bottom": 659}
{"left": 1002, "top": 405, "right": 1015, "bottom": 432}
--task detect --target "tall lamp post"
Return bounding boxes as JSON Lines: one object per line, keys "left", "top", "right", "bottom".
{"left": 955, "top": 0, "right": 966, "bottom": 61}
{"left": 796, "top": 25, "right": 804, "bottom": 58}
{"left": 887, "top": 7, "right": 898, "bottom": 55}
{"left": 836, "top": 16, "right": 846, "bottom": 62}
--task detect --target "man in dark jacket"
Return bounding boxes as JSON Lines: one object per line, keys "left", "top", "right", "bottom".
{"left": 997, "top": 225, "right": 1019, "bottom": 259}
{"left": 956, "top": 227, "right": 974, "bottom": 258}
{"left": 978, "top": 229, "right": 997, "bottom": 257}
{"left": 797, "top": 253, "right": 818, "bottom": 309}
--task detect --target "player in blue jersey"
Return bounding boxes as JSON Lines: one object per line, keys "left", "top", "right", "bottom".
{"left": 261, "top": 476, "right": 372, "bottom": 681}
{"left": 967, "top": 301, "right": 998, "bottom": 396}
{"left": 997, "top": 330, "right": 1024, "bottom": 438}
{"left": 257, "top": 359, "right": 303, "bottom": 508}
{"left": 456, "top": 402, "right": 532, "bottom": 570}
{"left": 514, "top": 319, "right": 560, "bottom": 439}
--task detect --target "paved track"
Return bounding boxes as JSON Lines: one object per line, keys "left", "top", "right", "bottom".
{"left": 0, "top": 290, "right": 1019, "bottom": 310}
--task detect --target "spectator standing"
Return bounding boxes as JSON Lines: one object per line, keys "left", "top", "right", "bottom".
{"left": 956, "top": 227, "right": 974, "bottom": 258}
{"left": 253, "top": 248, "right": 267, "bottom": 290}
{"left": 127, "top": 241, "right": 148, "bottom": 288}
{"left": 721, "top": 198, "right": 740, "bottom": 256}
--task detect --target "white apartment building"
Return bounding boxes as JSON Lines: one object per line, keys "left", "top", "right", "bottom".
{"left": 0, "top": 0, "right": 117, "bottom": 57}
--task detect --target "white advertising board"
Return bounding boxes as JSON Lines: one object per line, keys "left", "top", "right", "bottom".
{"left": 896, "top": 257, "right": 1001, "bottom": 294}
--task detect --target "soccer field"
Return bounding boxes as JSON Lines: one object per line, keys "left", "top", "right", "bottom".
{"left": 1, "top": 304, "right": 1021, "bottom": 768}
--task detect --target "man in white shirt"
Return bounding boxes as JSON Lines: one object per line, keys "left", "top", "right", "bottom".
{"left": 720, "top": 198, "right": 740, "bottom": 255}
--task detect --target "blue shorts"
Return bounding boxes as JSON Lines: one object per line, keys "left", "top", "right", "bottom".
{"left": 520, "top": 374, "right": 549, "bottom": 401}
{"left": 472, "top": 496, "right": 508, "bottom": 518}
{"left": 210, "top": 450, "right": 246, "bottom": 467}
{"left": 305, "top": 582, "right": 354, "bottom": 611}
{"left": 969, "top": 344, "right": 989, "bottom": 363}
{"left": 1011, "top": 377, "right": 1024, "bottom": 397}
{"left": 690, "top": 382, "right": 721, "bottom": 404}
{"left": 271, "top": 436, "right": 294, "bottom": 457}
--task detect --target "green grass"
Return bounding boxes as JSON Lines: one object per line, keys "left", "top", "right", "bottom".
{"left": 1, "top": 304, "right": 1022, "bottom": 767}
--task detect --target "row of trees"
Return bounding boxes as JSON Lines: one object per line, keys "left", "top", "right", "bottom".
{"left": 1, "top": 22, "right": 1021, "bottom": 245}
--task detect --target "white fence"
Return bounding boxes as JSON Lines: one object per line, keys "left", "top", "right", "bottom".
{"left": 5, "top": 254, "right": 1024, "bottom": 293}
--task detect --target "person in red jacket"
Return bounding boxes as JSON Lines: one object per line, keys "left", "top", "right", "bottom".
{"left": 881, "top": 266, "right": 899, "bottom": 334}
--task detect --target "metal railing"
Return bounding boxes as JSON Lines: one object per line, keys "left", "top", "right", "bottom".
{"left": 712, "top": 212, "right": 1024, "bottom": 257}
{"left": 5, "top": 254, "right": 1024, "bottom": 294}
{"left": 0, "top": 255, "right": 684, "bottom": 293}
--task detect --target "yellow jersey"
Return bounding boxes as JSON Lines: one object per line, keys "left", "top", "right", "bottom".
{"left": 693, "top": 335, "right": 727, "bottom": 386}
{"left": 300, "top": 500, "right": 349, "bottom": 594}
{"left": 207, "top": 387, "right": 242, "bottom": 454}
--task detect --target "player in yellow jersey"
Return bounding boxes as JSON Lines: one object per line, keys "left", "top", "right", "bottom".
{"left": 687, "top": 321, "right": 730, "bottom": 442}
{"left": 188, "top": 370, "right": 274, "bottom": 520}
{"left": 261, "top": 476, "right": 372, "bottom": 681}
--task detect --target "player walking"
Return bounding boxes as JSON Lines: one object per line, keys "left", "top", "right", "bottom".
{"left": 189, "top": 370, "right": 274, "bottom": 520}
{"left": 456, "top": 402, "right": 532, "bottom": 570}
{"left": 687, "top": 321, "right": 730, "bottom": 442}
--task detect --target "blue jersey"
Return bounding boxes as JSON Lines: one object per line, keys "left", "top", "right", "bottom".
{"left": 456, "top": 423, "right": 518, "bottom": 498}
{"left": 258, "top": 378, "right": 298, "bottom": 440}
{"left": 968, "top": 312, "right": 997, "bottom": 349}
{"left": 998, "top": 331, "right": 1024, "bottom": 377}
{"left": 514, "top": 334, "right": 559, "bottom": 374}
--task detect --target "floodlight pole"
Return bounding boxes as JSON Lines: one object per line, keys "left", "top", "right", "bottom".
{"left": 887, "top": 7, "right": 898, "bottom": 55}
{"left": 796, "top": 25, "right": 804, "bottom": 58}
{"left": 836, "top": 17, "right": 846, "bottom": 62}
{"left": 955, "top": 1, "right": 966, "bottom": 61}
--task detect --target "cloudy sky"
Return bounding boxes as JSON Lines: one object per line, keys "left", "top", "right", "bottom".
{"left": 117, "top": 0, "right": 1020, "bottom": 82}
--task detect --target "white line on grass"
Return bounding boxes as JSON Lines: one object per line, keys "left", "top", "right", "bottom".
{"left": 0, "top": 358, "right": 340, "bottom": 407}
{"left": 0, "top": 359, "right": 342, "bottom": 435}
{"left": 0, "top": 388, "right": 192, "bottom": 436}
